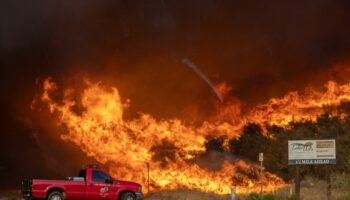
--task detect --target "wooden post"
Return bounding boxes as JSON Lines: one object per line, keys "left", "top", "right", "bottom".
{"left": 231, "top": 188, "right": 236, "bottom": 200}
{"left": 260, "top": 161, "right": 263, "bottom": 200}
{"left": 326, "top": 167, "right": 331, "bottom": 200}
{"left": 146, "top": 162, "right": 150, "bottom": 193}
{"left": 295, "top": 165, "right": 300, "bottom": 199}
{"left": 259, "top": 153, "right": 264, "bottom": 200}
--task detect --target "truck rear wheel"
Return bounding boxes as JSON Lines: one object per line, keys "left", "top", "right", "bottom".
{"left": 47, "top": 191, "right": 65, "bottom": 200}
{"left": 121, "top": 192, "right": 136, "bottom": 200}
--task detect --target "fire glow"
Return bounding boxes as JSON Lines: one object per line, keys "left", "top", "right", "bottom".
{"left": 34, "top": 77, "right": 350, "bottom": 195}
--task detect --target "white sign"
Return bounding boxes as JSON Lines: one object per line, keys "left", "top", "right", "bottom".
{"left": 259, "top": 152, "right": 264, "bottom": 162}
{"left": 288, "top": 139, "right": 336, "bottom": 165}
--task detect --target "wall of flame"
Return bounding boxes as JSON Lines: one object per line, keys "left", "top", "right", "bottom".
{"left": 34, "top": 76, "right": 350, "bottom": 194}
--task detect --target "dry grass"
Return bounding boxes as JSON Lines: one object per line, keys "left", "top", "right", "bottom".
{"left": 299, "top": 176, "right": 328, "bottom": 200}
{"left": 298, "top": 176, "right": 350, "bottom": 200}
{"left": 144, "top": 177, "right": 349, "bottom": 200}
{"left": 144, "top": 189, "right": 231, "bottom": 200}
{"left": 0, "top": 189, "right": 21, "bottom": 200}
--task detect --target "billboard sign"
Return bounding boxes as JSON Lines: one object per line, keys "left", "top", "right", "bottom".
{"left": 288, "top": 139, "right": 336, "bottom": 165}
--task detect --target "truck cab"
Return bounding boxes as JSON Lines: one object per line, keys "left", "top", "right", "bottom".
{"left": 21, "top": 165, "right": 142, "bottom": 200}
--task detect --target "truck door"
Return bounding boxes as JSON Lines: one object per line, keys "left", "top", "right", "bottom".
{"left": 86, "top": 170, "right": 117, "bottom": 200}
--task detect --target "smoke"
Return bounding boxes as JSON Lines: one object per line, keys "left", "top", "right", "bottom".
{"left": 181, "top": 57, "right": 224, "bottom": 102}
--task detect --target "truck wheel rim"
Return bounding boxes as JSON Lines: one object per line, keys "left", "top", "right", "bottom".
{"left": 126, "top": 196, "right": 134, "bottom": 200}
{"left": 51, "top": 195, "right": 62, "bottom": 200}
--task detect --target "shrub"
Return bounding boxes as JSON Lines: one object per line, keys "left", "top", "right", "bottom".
{"left": 263, "top": 194, "right": 276, "bottom": 200}
{"left": 246, "top": 193, "right": 260, "bottom": 200}
{"left": 245, "top": 193, "right": 299, "bottom": 200}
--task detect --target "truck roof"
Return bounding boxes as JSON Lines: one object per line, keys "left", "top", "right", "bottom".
{"left": 84, "top": 164, "right": 100, "bottom": 169}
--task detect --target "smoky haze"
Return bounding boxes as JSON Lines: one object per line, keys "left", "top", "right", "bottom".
{"left": 1, "top": 0, "right": 350, "bottom": 188}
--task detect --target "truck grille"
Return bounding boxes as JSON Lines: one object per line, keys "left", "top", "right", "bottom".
{"left": 21, "top": 179, "right": 32, "bottom": 197}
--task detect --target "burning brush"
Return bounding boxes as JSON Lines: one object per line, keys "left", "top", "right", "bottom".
{"left": 32, "top": 74, "right": 350, "bottom": 195}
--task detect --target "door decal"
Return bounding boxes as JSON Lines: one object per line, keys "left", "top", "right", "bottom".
{"left": 100, "top": 186, "right": 109, "bottom": 193}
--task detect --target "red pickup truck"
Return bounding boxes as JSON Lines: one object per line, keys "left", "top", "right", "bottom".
{"left": 21, "top": 165, "right": 142, "bottom": 200}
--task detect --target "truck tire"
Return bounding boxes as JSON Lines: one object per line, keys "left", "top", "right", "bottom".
{"left": 47, "top": 191, "right": 65, "bottom": 200}
{"left": 121, "top": 192, "right": 136, "bottom": 200}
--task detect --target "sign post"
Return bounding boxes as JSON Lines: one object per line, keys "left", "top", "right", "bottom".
{"left": 295, "top": 165, "right": 300, "bottom": 199}
{"left": 259, "top": 152, "right": 264, "bottom": 200}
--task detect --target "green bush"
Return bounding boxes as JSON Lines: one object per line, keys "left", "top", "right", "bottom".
{"left": 331, "top": 173, "right": 350, "bottom": 189}
{"left": 263, "top": 194, "right": 276, "bottom": 200}
{"left": 246, "top": 193, "right": 260, "bottom": 200}
{"left": 331, "top": 172, "right": 350, "bottom": 199}
{"left": 245, "top": 194, "right": 299, "bottom": 200}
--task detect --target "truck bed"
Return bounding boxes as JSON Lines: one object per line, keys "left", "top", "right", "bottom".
{"left": 31, "top": 179, "right": 86, "bottom": 199}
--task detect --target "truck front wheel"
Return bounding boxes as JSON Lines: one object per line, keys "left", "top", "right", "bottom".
{"left": 121, "top": 192, "right": 136, "bottom": 200}
{"left": 47, "top": 191, "right": 65, "bottom": 200}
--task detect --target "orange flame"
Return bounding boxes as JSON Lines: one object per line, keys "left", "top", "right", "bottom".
{"left": 35, "top": 77, "right": 350, "bottom": 195}
{"left": 214, "top": 81, "right": 350, "bottom": 133}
